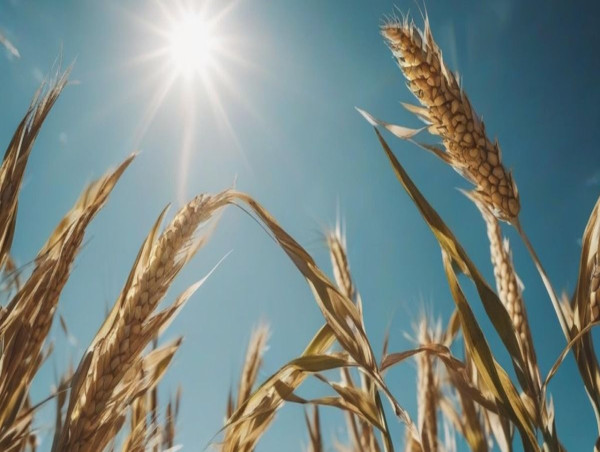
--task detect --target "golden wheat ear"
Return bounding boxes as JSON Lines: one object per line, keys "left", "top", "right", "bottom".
{"left": 374, "top": 11, "right": 597, "bottom": 447}
{"left": 377, "top": 15, "right": 573, "bottom": 411}
{"left": 53, "top": 191, "right": 229, "bottom": 452}
{"left": 463, "top": 191, "right": 541, "bottom": 388}
{"left": 415, "top": 317, "right": 440, "bottom": 452}
{"left": 358, "top": 13, "right": 520, "bottom": 222}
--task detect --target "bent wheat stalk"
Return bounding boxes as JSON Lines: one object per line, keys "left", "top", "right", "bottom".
{"left": 358, "top": 13, "right": 569, "bottom": 346}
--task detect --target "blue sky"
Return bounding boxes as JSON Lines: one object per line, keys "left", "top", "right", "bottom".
{"left": 1, "top": 0, "right": 600, "bottom": 450}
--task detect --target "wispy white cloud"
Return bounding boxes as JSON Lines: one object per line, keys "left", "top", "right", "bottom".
{"left": 0, "top": 29, "right": 19, "bottom": 59}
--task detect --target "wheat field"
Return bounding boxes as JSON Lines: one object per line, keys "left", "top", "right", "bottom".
{"left": 1, "top": 3, "right": 599, "bottom": 452}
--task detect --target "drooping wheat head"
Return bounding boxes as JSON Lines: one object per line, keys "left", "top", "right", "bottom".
{"left": 380, "top": 15, "right": 519, "bottom": 222}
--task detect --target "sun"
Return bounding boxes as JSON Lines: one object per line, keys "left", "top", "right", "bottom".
{"left": 167, "top": 12, "right": 218, "bottom": 78}
{"left": 122, "top": 0, "right": 255, "bottom": 203}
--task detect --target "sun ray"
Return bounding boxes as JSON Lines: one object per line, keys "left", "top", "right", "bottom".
{"left": 177, "top": 81, "right": 197, "bottom": 205}
{"left": 110, "top": 0, "right": 271, "bottom": 198}
{"left": 201, "top": 68, "right": 245, "bottom": 159}
{"left": 131, "top": 69, "right": 178, "bottom": 149}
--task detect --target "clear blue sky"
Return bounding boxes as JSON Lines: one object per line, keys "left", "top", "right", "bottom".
{"left": 1, "top": 0, "right": 599, "bottom": 450}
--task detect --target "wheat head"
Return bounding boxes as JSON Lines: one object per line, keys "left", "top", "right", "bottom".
{"left": 468, "top": 193, "right": 538, "bottom": 376}
{"left": 381, "top": 16, "right": 519, "bottom": 222}
{"left": 55, "top": 192, "right": 228, "bottom": 452}
{"left": 415, "top": 318, "right": 439, "bottom": 452}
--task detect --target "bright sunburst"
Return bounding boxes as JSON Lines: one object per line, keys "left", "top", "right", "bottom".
{"left": 121, "top": 1, "right": 255, "bottom": 204}
{"left": 167, "top": 12, "right": 219, "bottom": 79}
